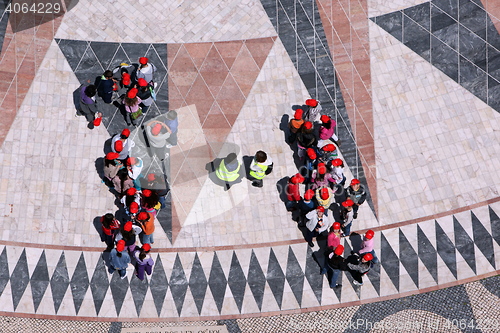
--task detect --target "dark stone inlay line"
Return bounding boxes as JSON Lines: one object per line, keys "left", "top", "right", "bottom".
{"left": 0, "top": 247, "right": 9, "bottom": 298}
{"left": 189, "top": 253, "right": 208, "bottom": 315}
{"left": 304, "top": 246, "right": 323, "bottom": 304}
{"left": 247, "top": 250, "right": 266, "bottom": 311}
{"left": 453, "top": 216, "right": 476, "bottom": 274}
{"left": 11, "top": 249, "right": 29, "bottom": 311}
{"left": 69, "top": 253, "right": 90, "bottom": 315}
{"left": 380, "top": 233, "right": 400, "bottom": 291}
{"left": 285, "top": 246, "right": 304, "bottom": 307}
{"left": 435, "top": 221, "right": 457, "bottom": 279}
{"left": 50, "top": 252, "right": 70, "bottom": 314}
{"left": 208, "top": 252, "right": 227, "bottom": 314}
{"left": 129, "top": 271, "right": 149, "bottom": 317}
{"left": 373, "top": 0, "right": 500, "bottom": 113}
{"left": 149, "top": 255, "right": 169, "bottom": 317}
{"left": 90, "top": 255, "right": 109, "bottom": 315}
{"left": 228, "top": 252, "right": 246, "bottom": 313}
{"left": 109, "top": 269, "right": 130, "bottom": 316}
{"left": 471, "top": 211, "right": 495, "bottom": 269}
{"left": 261, "top": 0, "right": 376, "bottom": 215}
{"left": 267, "top": 248, "right": 286, "bottom": 309}
{"left": 399, "top": 229, "right": 419, "bottom": 288}
{"left": 170, "top": 254, "right": 189, "bottom": 316}
{"left": 417, "top": 225, "right": 438, "bottom": 283}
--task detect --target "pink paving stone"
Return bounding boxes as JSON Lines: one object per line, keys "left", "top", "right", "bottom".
{"left": 482, "top": 0, "right": 500, "bottom": 34}
{"left": 214, "top": 40, "right": 244, "bottom": 70}
{"left": 244, "top": 37, "right": 275, "bottom": 69}
{"left": 230, "top": 44, "right": 261, "bottom": 97}
{"left": 184, "top": 74, "right": 215, "bottom": 124}
{"left": 199, "top": 45, "right": 230, "bottom": 97}
{"left": 184, "top": 42, "right": 213, "bottom": 70}
{"left": 168, "top": 45, "right": 199, "bottom": 97}
{"left": 318, "top": 0, "right": 377, "bottom": 214}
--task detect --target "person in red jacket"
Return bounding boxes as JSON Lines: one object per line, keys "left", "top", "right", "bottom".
{"left": 285, "top": 173, "right": 305, "bottom": 211}
{"left": 101, "top": 213, "right": 120, "bottom": 250}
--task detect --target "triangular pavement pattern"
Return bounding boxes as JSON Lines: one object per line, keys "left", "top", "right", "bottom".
{"left": 167, "top": 38, "right": 274, "bottom": 158}
{"left": 54, "top": 0, "right": 276, "bottom": 43}
{"left": 260, "top": 0, "right": 376, "bottom": 215}
{"left": 369, "top": 17, "right": 500, "bottom": 224}
{"left": 372, "top": 0, "right": 500, "bottom": 111}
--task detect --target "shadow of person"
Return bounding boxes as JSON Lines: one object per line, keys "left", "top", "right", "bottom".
{"left": 103, "top": 137, "right": 114, "bottom": 155}
{"left": 242, "top": 155, "right": 254, "bottom": 180}
{"left": 279, "top": 114, "right": 290, "bottom": 145}
{"left": 95, "top": 157, "right": 106, "bottom": 181}
{"left": 349, "top": 232, "right": 363, "bottom": 253}
{"left": 73, "top": 85, "right": 83, "bottom": 116}
{"left": 93, "top": 216, "right": 105, "bottom": 245}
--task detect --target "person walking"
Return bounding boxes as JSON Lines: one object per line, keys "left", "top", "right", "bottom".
{"left": 144, "top": 119, "right": 172, "bottom": 161}
{"left": 134, "top": 243, "right": 154, "bottom": 281}
{"left": 358, "top": 229, "right": 379, "bottom": 264}
{"left": 327, "top": 244, "right": 347, "bottom": 288}
{"left": 346, "top": 178, "right": 367, "bottom": 219}
{"left": 109, "top": 240, "right": 131, "bottom": 279}
{"left": 347, "top": 252, "right": 373, "bottom": 286}
{"left": 305, "top": 206, "right": 333, "bottom": 247}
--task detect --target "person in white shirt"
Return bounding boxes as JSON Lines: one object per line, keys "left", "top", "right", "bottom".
{"left": 305, "top": 206, "right": 333, "bottom": 247}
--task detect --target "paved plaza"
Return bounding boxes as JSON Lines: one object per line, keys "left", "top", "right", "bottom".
{"left": 0, "top": 0, "right": 500, "bottom": 331}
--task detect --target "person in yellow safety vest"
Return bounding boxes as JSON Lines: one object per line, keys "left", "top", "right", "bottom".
{"left": 249, "top": 150, "right": 273, "bottom": 188}
{"left": 215, "top": 153, "right": 242, "bottom": 191}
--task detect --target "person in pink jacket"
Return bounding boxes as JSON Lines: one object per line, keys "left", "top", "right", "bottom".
{"left": 358, "top": 229, "right": 379, "bottom": 264}
{"left": 319, "top": 115, "right": 340, "bottom": 146}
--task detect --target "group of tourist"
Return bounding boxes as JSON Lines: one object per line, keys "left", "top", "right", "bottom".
{"left": 78, "top": 56, "right": 176, "bottom": 280}
{"left": 285, "top": 99, "right": 378, "bottom": 287}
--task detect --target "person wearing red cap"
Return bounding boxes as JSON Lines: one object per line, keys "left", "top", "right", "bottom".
{"left": 112, "top": 168, "right": 135, "bottom": 197}
{"left": 296, "top": 189, "right": 317, "bottom": 227}
{"left": 327, "top": 222, "right": 343, "bottom": 250}
{"left": 305, "top": 205, "right": 333, "bottom": 247}
{"left": 140, "top": 173, "right": 170, "bottom": 209}
{"left": 346, "top": 252, "right": 373, "bottom": 286}
{"left": 330, "top": 158, "right": 346, "bottom": 186}
{"left": 249, "top": 150, "right": 273, "bottom": 188}
{"left": 111, "top": 128, "right": 135, "bottom": 160}
{"left": 285, "top": 173, "right": 304, "bottom": 210}
{"left": 135, "top": 211, "right": 155, "bottom": 244}
{"left": 340, "top": 199, "right": 355, "bottom": 236}
{"left": 115, "top": 221, "right": 140, "bottom": 254}
{"left": 358, "top": 229, "right": 379, "bottom": 264}
{"left": 109, "top": 240, "right": 131, "bottom": 279}
{"left": 101, "top": 213, "right": 121, "bottom": 250}
{"left": 141, "top": 189, "right": 161, "bottom": 217}
{"left": 145, "top": 119, "right": 172, "bottom": 161}
{"left": 120, "top": 186, "right": 141, "bottom": 210}
{"left": 318, "top": 143, "right": 339, "bottom": 164}
{"left": 311, "top": 162, "right": 334, "bottom": 190}
{"left": 304, "top": 98, "right": 322, "bottom": 122}
{"left": 95, "top": 70, "right": 116, "bottom": 104}
{"left": 288, "top": 109, "right": 305, "bottom": 143}
{"left": 136, "top": 57, "right": 157, "bottom": 87}
{"left": 315, "top": 186, "right": 333, "bottom": 210}
{"left": 297, "top": 121, "right": 317, "bottom": 160}
{"left": 327, "top": 244, "right": 347, "bottom": 288}
{"left": 318, "top": 114, "right": 340, "bottom": 146}
{"left": 103, "top": 152, "right": 123, "bottom": 185}
{"left": 122, "top": 88, "right": 143, "bottom": 126}
{"left": 78, "top": 84, "right": 103, "bottom": 128}
{"left": 134, "top": 244, "right": 154, "bottom": 281}
{"left": 346, "top": 178, "right": 367, "bottom": 219}
{"left": 126, "top": 156, "right": 144, "bottom": 189}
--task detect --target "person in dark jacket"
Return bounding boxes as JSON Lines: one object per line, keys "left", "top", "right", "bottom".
{"left": 346, "top": 252, "right": 373, "bottom": 285}
{"left": 327, "top": 244, "right": 347, "bottom": 288}
{"left": 296, "top": 189, "right": 316, "bottom": 227}
{"left": 346, "top": 178, "right": 367, "bottom": 219}
{"left": 95, "top": 70, "right": 116, "bottom": 104}
{"left": 297, "top": 121, "right": 317, "bottom": 160}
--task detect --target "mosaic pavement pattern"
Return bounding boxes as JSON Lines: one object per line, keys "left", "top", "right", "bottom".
{"left": 0, "top": 0, "right": 500, "bottom": 324}
{"left": 0, "top": 203, "right": 499, "bottom": 318}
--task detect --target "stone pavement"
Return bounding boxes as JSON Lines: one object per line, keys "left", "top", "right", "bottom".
{"left": 0, "top": 0, "right": 500, "bottom": 328}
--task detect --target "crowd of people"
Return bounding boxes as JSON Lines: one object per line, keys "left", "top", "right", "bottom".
{"left": 77, "top": 56, "right": 176, "bottom": 280}
{"left": 78, "top": 56, "right": 378, "bottom": 287}
{"left": 285, "top": 99, "right": 379, "bottom": 287}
